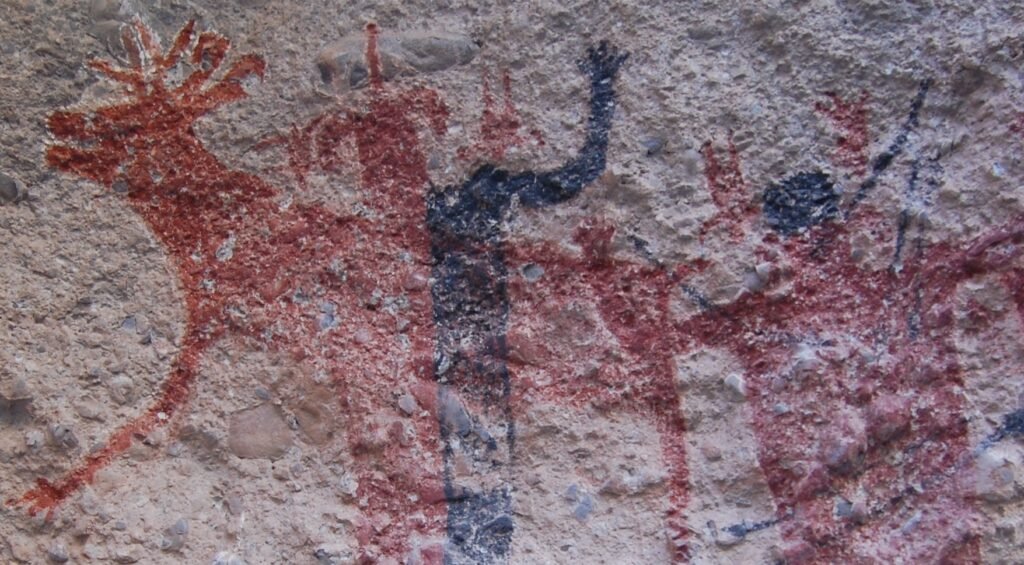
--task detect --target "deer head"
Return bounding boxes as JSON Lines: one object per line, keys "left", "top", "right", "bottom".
{"left": 46, "top": 19, "right": 265, "bottom": 187}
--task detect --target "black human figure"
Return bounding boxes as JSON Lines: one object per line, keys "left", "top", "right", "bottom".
{"left": 426, "top": 42, "right": 627, "bottom": 563}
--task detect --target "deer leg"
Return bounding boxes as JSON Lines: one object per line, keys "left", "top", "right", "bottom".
{"left": 647, "top": 367, "right": 692, "bottom": 563}
{"left": 8, "top": 338, "right": 206, "bottom": 518}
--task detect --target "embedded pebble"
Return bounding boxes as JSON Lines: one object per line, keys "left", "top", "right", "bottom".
{"left": 723, "top": 373, "right": 747, "bottom": 399}
{"left": 47, "top": 543, "right": 69, "bottom": 563}
{"left": 0, "top": 172, "right": 21, "bottom": 203}
{"left": 112, "top": 548, "right": 139, "bottom": 563}
{"left": 317, "top": 30, "right": 477, "bottom": 90}
{"left": 75, "top": 397, "right": 105, "bottom": 421}
{"left": 213, "top": 552, "right": 248, "bottom": 565}
{"left": 83, "top": 543, "right": 107, "bottom": 560}
{"left": 397, "top": 393, "right": 419, "bottom": 416}
{"left": 522, "top": 263, "right": 545, "bottom": 282}
{"left": 642, "top": 136, "right": 665, "bottom": 156}
{"left": 0, "top": 394, "right": 33, "bottom": 426}
{"left": 227, "top": 494, "right": 245, "bottom": 515}
{"left": 107, "top": 375, "right": 135, "bottom": 405}
{"left": 49, "top": 424, "right": 79, "bottom": 450}
{"left": 25, "top": 429, "right": 45, "bottom": 449}
{"left": 160, "top": 518, "right": 189, "bottom": 552}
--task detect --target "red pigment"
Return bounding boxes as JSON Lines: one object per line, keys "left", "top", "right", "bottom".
{"left": 457, "top": 69, "right": 544, "bottom": 163}
{"left": 1011, "top": 112, "right": 1024, "bottom": 137}
{"left": 506, "top": 203, "right": 1023, "bottom": 561}
{"left": 268, "top": 26, "right": 447, "bottom": 215}
{"left": 505, "top": 218, "right": 694, "bottom": 561}
{"left": 700, "top": 134, "right": 756, "bottom": 242}
{"left": 816, "top": 91, "right": 870, "bottom": 177}
{"left": 12, "top": 20, "right": 447, "bottom": 563}
{"left": 16, "top": 18, "right": 1023, "bottom": 565}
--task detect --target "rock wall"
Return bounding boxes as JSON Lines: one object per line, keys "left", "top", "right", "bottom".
{"left": 2, "top": 1, "right": 1024, "bottom": 563}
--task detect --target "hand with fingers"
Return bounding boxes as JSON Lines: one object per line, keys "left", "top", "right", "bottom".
{"left": 578, "top": 40, "right": 629, "bottom": 86}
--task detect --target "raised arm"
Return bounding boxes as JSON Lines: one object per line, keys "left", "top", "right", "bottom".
{"left": 513, "top": 41, "right": 628, "bottom": 207}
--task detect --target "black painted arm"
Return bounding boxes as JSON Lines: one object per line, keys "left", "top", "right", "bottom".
{"left": 514, "top": 42, "right": 628, "bottom": 208}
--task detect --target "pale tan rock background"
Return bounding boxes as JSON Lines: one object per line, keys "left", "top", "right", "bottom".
{"left": 1, "top": 1, "right": 1023, "bottom": 563}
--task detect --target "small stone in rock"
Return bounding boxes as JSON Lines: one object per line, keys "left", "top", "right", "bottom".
{"left": 107, "top": 376, "right": 135, "bottom": 405}
{"left": 723, "top": 373, "right": 746, "bottom": 399}
{"left": 75, "top": 397, "right": 105, "bottom": 421}
{"left": 25, "top": 429, "right": 44, "bottom": 448}
{"left": 227, "top": 404, "right": 292, "bottom": 460}
{"left": 47, "top": 543, "right": 69, "bottom": 563}
{"left": 49, "top": 424, "right": 79, "bottom": 449}
{"left": 83, "top": 543, "right": 107, "bottom": 560}
{"left": 573, "top": 494, "right": 594, "bottom": 521}
{"left": 0, "top": 394, "right": 33, "bottom": 426}
{"left": 160, "top": 518, "right": 188, "bottom": 552}
{"left": 522, "top": 263, "right": 545, "bottom": 282}
{"left": 227, "top": 495, "right": 244, "bottom": 515}
{"left": 213, "top": 552, "right": 248, "bottom": 565}
{"left": 112, "top": 549, "right": 139, "bottom": 564}
{"left": 642, "top": 136, "right": 665, "bottom": 156}
{"left": 397, "top": 394, "right": 418, "bottom": 416}
{"left": 0, "top": 172, "right": 22, "bottom": 203}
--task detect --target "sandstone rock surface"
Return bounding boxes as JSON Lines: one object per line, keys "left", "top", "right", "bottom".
{"left": 1, "top": 1, "right": 1024, "bottom": 564}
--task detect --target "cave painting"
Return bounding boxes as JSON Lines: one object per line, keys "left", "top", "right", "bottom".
{"left": 8, "top": 16, "right": 1024, "bottom": 565}
{"left": 12, "top": 20, "right": 448, "bottom": 562}
{"left": 506, "top": 81, "right": 1024, "bottom": 562}
{"left": 7, "top": 19, "right": 627, "bottom": 564}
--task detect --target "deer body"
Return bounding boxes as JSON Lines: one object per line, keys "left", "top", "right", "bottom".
{"left": 16, "top": 20, "right": 453, "bottom": 562}
{"left": 18, "top": 19, "right": 634, "bottom": 564}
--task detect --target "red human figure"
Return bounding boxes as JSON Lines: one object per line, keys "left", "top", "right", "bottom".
{"left": 458, "top": 68, "right": 543, "bottom": 163}
{"left": 684, "top": 86, "right": 998, "bottom": 560}
{"left": 816, "top": 91, "right": 870, "bottom": 177}
{"left": 8, "top": 20, "right": 447, "bottom": 563}
{"left": 260, "top": 25, "right": 456, "bottom": 556}
{"left": 504, "top": 218, "right": 696, "bottom": 561}
{"left": 273, "top": 22, "right": 448, "bottom": 222}
{"left": 269, "top": 29, "right": 630, "bottom": 565}
{"left": 672, "top": 215, "right": 980, "bottom": 563}
{"left": 504, "top": 84, "right": 1023, "bottom": 562}
{"left": 508, "top": 205, "right": 1023, "bottom": 564}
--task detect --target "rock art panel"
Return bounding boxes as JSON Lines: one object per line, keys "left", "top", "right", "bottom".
{"left": 2, "top": 3, "right": 1024, "bottom": 564}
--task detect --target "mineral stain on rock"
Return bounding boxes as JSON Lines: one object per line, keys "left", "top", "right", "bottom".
{"left": 227, "top": 404, "right": 292, "bottom": 460}
{"left": 0, "top": 394, "right": 32, "bottom": 427}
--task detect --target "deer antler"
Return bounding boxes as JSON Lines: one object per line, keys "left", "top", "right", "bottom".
{"left": 85, "top": 19, "right": 192, "bottom": 94}
{"left": 81, "top": 18, "right": 263, "bottom": 109}
{"left": 46, "top": 19, "right": 265, "bottom": 186}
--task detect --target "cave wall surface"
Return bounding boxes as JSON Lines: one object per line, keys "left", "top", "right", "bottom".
{"left": 2, "top": 1, "right": 1024, "bottom": 563}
